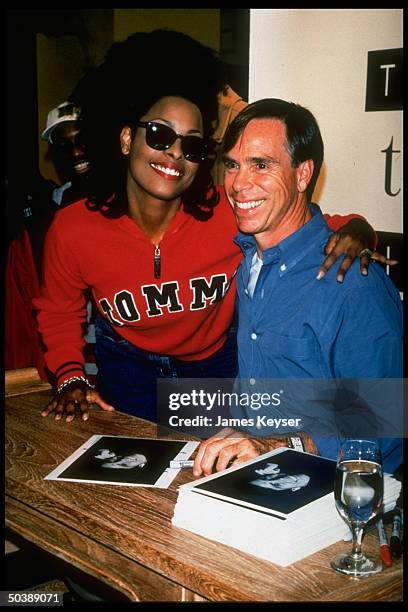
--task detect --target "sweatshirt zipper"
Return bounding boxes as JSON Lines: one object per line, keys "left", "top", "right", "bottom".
{"left": 154, "top": 244, "right": 161, "bottom": 278}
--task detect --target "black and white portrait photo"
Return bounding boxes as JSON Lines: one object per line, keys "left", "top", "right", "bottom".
{"left": 45, "top": 435, "right": 198, "bottom": 488}
{"left": 194, "top": 449, "right": 336, "bottom": 516}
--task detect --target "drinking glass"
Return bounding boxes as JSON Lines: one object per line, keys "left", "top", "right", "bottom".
{"left": 331, "top": 439, "right": 383, "bottom": 577}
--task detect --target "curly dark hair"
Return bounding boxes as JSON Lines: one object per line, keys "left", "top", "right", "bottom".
{"left": 71, "top": 30, "right": 227, "bottom": 220}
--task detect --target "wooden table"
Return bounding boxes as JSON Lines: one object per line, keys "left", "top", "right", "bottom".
{"left": 5, "top": 369, "right": 403, "bottom": 602}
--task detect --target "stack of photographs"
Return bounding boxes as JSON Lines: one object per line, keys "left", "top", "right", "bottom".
{"left": 172, "top": 448, "right": 402, "bottom": 566}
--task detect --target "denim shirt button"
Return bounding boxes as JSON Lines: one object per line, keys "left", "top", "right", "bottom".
{"left": 249, "top": 378, "right": 256, "bottom": 385}
{"left": 251, "top": 332, "right": 257, "bottom": 340}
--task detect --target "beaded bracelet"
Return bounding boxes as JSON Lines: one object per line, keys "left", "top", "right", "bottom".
{"left": 57, "top": 375, "right": 95, "bottom": 395}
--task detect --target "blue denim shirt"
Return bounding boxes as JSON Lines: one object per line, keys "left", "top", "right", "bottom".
{"left": 234, "top": 205, "right": 403, "bottom": 472}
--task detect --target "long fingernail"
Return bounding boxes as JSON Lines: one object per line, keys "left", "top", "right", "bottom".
{"left": 83, "top": 413, "right": 89, "bottom": 421}
{"left": 316, "top": 270, "right": 324, "bottom": 280}
{"left": 362, "top": 269, "right": 368, "bottom": 276}
{"left": 337, "top": 274, "right": 344, "bottom": 283}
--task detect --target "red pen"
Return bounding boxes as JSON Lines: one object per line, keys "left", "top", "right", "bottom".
{"left": 376, "top": 518, "right": 392, "bottom": 567}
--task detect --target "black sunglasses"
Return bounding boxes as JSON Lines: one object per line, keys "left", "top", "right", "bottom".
{"left": 137, "top": 121, "right": 207, "bottom": 163}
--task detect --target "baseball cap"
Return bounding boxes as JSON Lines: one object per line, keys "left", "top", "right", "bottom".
{"left": 41, "top": 101, "right": 82, "bottom": 143}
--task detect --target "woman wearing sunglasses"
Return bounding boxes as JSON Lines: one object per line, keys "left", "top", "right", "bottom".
{"left": 34, "top": 33, "right": 384, "bottom": 423}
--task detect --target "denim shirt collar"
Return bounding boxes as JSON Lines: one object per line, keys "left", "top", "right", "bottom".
{"left": 233, "top": 203, "right": 330, "bottom": 276}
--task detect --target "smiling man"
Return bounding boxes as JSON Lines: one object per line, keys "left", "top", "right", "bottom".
{"left": 224, "top": 111, "right": 315, "bottom": 252}
{"left": 193, "top": 98, "right": 402, "bottom": 477}
{"left": 42, "top": 101, "right": 91, "bottom": 207}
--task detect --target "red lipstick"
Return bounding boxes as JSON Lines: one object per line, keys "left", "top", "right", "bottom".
{"left": 150, "top": 162, "right": 183, "bottom": 181}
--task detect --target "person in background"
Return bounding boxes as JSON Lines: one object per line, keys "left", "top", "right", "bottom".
{"left": 193, "top": 98, "right": 402, "bottom": 476}
{"left": 41, "top": 101, "right": 91, "bottom": 208}
{"left": 42, "top": 100, "right": 98, "bottom": 383}
{"left": 34, "top": 31, "right": 390, "bottom": 424}
{"left": 212, "top": 84, "right": 248, "bottom": 185}
{"left": 5, "top": 102, "right": 92, "bottom": 377}
{"left": 8, "top": 101, "right": 92, "bottom": 284}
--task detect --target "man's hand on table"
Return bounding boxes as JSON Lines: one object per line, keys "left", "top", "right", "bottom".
{"left": 193, "top": 428, "right": 319, "bottom": 477}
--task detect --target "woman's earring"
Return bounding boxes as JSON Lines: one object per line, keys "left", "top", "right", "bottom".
{"left": 120, "top": 127, "right": 132, "bottom": 155}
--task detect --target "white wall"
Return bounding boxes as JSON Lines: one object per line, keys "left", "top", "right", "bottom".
{"left": 248, "top": 9, "right": 402, "bottom": 232}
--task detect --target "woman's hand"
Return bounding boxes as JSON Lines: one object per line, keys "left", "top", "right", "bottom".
{"left": 317, "top": 217, "right": 398, "bottom": 282}
{"left": 41, "top": 382, "right": 114, "bottom": 423}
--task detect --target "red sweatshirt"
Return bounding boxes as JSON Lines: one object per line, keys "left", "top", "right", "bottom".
{"left": 33, "top": 188, "right": 358, "bottom": 387}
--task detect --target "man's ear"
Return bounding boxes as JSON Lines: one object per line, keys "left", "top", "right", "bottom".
{"left": 296, "top": 159, "right": 314, "bottom": 193}
{"left": 120, "top": 126, "right": 132, "bottom": 155}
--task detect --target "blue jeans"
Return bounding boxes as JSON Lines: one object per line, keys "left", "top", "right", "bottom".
{"left": 94, "top": 316, "right": 238, "bottom": 421}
